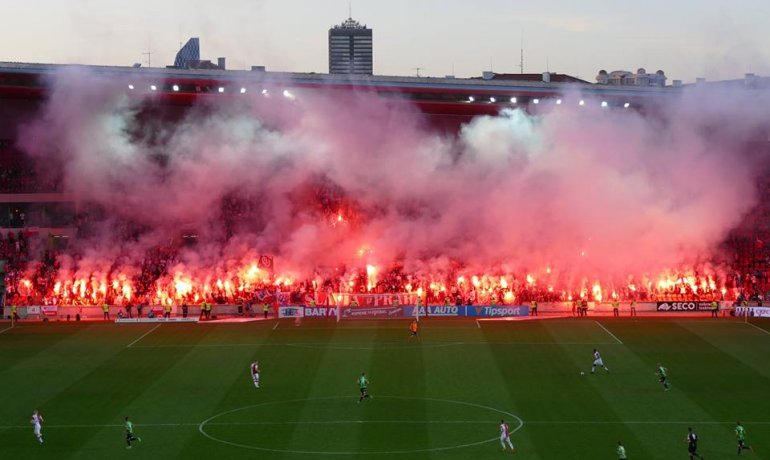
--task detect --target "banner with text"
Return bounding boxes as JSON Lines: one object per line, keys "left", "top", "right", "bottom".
{"left": 41, "top": 306, "right": 58, "bottom": 316}
{"left": 402, "top": 305, "right": 463, "bottom": 317}
{"left": 464, "top": 305, "right": 529, "bottom": 317}
{"left": 332, "top": 293, "right": 418, "bottom": 307}
{"left": 340, "top": 306, "right": 404, "bottom": 319}
{"left": 735, "top": 306, "right": 770, "bottom": 318}
{"left": 115, "top": 317, "right": 198, "bottom": 323}
{"left": 656, "top": 302, "right": 716, "bottom": 312}
{"left": 302, "top": 306, "right": 338, "bottom": 318}
{"left": 278, "top": 306, "right": 305, "bottom": 318}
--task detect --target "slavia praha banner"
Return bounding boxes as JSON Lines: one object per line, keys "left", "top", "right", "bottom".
{"left": 332, "top": 293, "right": 418, "bottom": 307}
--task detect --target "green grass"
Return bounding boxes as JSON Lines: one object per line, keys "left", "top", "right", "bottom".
{"left": 1, "top": 317, "right": 769, "bottom": 459}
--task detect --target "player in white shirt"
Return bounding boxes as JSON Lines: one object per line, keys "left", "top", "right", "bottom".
{"left": 591, "top": 348, "right": 610, "bottom": 374}
{"left": 250, "top": 361, "right": 260, "bottom": 388}
{"left": 31, "top": 409, "right": 44, "bottom": 444}
{"left": 499, "top": 419, "right": 515, "bottom": 452}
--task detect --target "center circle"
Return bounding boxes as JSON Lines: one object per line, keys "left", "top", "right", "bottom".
{"left": 198, "top": 396, "right": 523, "bottom": 455}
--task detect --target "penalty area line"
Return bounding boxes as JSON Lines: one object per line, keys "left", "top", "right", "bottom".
{"left": 594, "top": 321, "right": 623, "bottom": 345}
{"left": 126, "top": 324, "right": 162, "bottom": 348}
{"left": 273, "top": 321, "right": 279, "bottom": 330}
{"left": 745, "top": 321, "right": 770, "bottom": 335}
{"left": 0, "top": 326, "right": 15, "bottom": 335}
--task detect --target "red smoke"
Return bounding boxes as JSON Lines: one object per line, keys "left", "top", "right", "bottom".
{"left": 12, "top": 68, "right": 770, "bottom": 304}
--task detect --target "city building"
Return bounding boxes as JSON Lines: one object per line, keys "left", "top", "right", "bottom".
{"left": 328, "top": 16, "right": 373, "bottom": 75}
{"left": 171, "top": 37, "right": 226, "bottom": 70}
{"left": 596, "top": 68, "right": 667, "bottom": 87}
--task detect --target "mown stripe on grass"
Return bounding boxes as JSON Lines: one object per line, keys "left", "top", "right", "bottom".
{"left": 176, "top": 321, "right": 339, "bottom": 458}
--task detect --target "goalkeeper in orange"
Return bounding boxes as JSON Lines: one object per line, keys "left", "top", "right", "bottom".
{"left": 408, "top": 320, "right": 421, "bottom": 342}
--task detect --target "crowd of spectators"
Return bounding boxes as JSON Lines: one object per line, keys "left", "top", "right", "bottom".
{"left": 4, "top": 173, "right": 770, "bottom": 307}
{"left": 0, "top": 164, "right": 62, "bottom": 194}
{"left": 1, "top": 230, "right": 31, "bottom": 304}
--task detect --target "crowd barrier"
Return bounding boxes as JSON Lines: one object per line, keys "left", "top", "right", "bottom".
{"left": 5, "top": 301, "right": 735, "bottom": 321}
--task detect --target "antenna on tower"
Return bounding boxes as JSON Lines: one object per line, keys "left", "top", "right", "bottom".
{"left": 142, "top": 51, "right": 153, "bottom": 68}
{"left": 349, "top": 2, "right": 352, "bottom": 18}
{"left": 413, "top": 67, "right": 424, "bottom": 77}
{"left": 517, "top": 31, "right": 524, "bottom": 74}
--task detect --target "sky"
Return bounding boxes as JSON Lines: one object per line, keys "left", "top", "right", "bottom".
{"left": 2, "top": 0, "right": 770, "bottom": 83}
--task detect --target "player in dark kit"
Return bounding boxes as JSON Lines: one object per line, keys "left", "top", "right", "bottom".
{"left": 657, "top": 363, "right": 670, "bottom": 391}
{"left": 686, "top": 427, "right": 704, "bottom": 459}
{"left": 357, "top": 372, "right": 371, "bottom": 403}
{"left": 735, "top": 421, "right": 753, "bottom": 454}
{"left": 125, "top": 416, "right": 141, "bottom": 449}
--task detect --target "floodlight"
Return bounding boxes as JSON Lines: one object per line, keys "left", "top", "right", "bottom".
{"left": 623, "top": 102, "right": 630, "bottom": 108}
{"left": 240, "top": 87, "right": 247, "bottom": 94}
{"left": 578, "top": 100, "right": 585, "bottom": 106}
{"left": 468, "top": 96, "right": 475, "bottom": 102}
{"left": 172, "top": 85, "right": 179, "bottom": 92}
{"left": 127, "top": 84, "right": 134, "bottom": 90}
{"left": 556, "top": 99, "right": 562, "bottom": 105}
{"left": 601, "top": 101, "right": 608, "bottom": 108}
{"left": 489, "top": 97, "right": 496, "bottom": 103}
{"left": 150, "top": 85, "right": 157, "bottom": 91}
{"left": 533, "top": 98, "right": 540, "bottom": 104}
{"left": 218, "top": 87, "right": 225, "bottom": 93}
{"left": 510, "top": 97, "right": 517, "bottom": 104}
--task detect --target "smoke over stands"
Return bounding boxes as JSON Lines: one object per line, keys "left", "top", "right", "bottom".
{"left": 12, "top": 68, "right": 770, "bottom": 305}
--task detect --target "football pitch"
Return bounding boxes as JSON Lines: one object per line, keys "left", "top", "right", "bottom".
{"left": 1, "top": 317, "right": 769, "bottom": 459}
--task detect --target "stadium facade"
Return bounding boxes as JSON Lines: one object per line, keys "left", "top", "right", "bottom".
{"left": 2, "top": 59, "right": 769, "bottom": 311}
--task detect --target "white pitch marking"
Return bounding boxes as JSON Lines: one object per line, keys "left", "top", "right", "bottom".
{"left": 273, "top": 321, "right": 279, "bottom": 330}
{"left": 476, "top": 319, "right": 481, "bottom": 329}
{"left": 524, "top": 420, "right": 770, "bottom": 425}
{"left": 130, "top": 341, "right": 619, "bottom": 350}
{"left": 0, "top": 326, "right": 14, "bottom": 335}
{"left": 594, "top": 321, "right": 623, "bottom": 344}
{"left": 3, "top": 419, "right": 770, "bottom": 430}
{"left": 745, "top": 321, "right": 770, "bottom": 335}
{"left": 126, "top": 324, "right": 161, "bottom": 348}
{"left": 197, "top": 395, "right": 524, "bottom": 455}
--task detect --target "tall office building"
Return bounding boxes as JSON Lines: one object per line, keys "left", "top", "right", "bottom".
{"left": 174, "top": 38, "right": 201, "bottom": 68}
{"left": 328, "top": 17, "right": 373, "bottom": 75}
